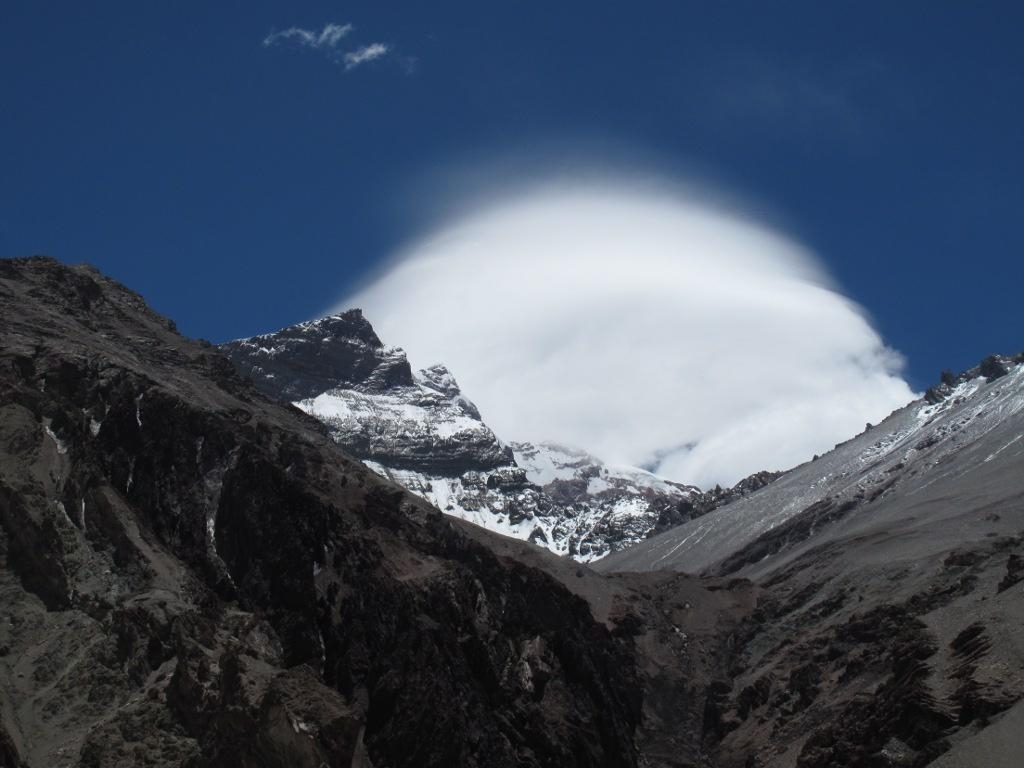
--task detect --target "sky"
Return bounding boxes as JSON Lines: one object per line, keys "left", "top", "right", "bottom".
{"left": 2, "top": 2, "right": 1022, "bottom": 482}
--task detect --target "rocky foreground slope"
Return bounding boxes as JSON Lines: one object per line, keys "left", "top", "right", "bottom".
{"left": 0, "top": 257, "right": 751, "bottom": 768}
{"left": 221, "top": 313, "right": 711, "bottom": 561}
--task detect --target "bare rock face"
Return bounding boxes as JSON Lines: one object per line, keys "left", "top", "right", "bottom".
{"left": 222, "top": 315, "right": 706, "bottom": 562}
{"left": 296, "top": 362, "right": 514, "bottom": 474}
{"left": 219, "top": 309, "right": 414, "bottom": 401}
{"left": 223, "top": 318, "right": 512, "bottom": 475}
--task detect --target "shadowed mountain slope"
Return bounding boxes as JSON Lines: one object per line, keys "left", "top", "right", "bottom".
{"left": 0, "top": 257, "right": 747, "bottom": 768}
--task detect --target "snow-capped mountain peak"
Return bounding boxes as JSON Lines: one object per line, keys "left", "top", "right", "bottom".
{"left": 221, "top": 310, "right": 711, "bottom": 560}
{"left": 221, "top": 309, "right": 415, "bottom": 400}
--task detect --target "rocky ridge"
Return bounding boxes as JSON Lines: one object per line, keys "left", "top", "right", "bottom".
{"left": 600, "top": 353, "right": 1024, "bottom": 575}
{"left": 222, "top": 314, "right": 710, "bottom": 561}
{"left": 599, "top": 354, "right": 1024, "bottom": 767}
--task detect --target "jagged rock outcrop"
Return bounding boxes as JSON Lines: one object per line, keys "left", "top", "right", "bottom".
{"left": 368, "top": 440, "right": 703, "bottom": 561}
{"left": 223, "top": 314, "right": 703, "bottom": 561}
{"left": 924, "top": 353, "right": 1021, "bottom": 404}
{"left": 223, "top": 318, "right": 511, "bottom": 474}
{"left": 297, "top": 362, "right": 513, "bottom": 473}
{"left": 219, "top": 310, "right": 414, "bottom": 401}
{"left": 648, "top": 469, "right": 783, "bottom": 536}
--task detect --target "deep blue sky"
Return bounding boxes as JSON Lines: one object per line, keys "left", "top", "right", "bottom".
{"left": 2, "top": 1, "right": 1021, "bottom": 390}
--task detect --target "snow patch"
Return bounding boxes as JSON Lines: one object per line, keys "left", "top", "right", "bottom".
{"left": 369, "top": 459, "right": 690, "bottom": 562}
{"left": 43, "top": 423, "right": 68, "bottom": 455}
{"left": 985, "top": 434, "right": 1023, "bottom": 463}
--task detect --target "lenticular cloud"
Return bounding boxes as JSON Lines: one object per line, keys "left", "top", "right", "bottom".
{"left": 337, "top": 180, "right": 915, "bottom": 488}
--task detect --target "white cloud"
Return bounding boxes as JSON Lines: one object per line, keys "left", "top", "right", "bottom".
{"left": 262, "top": 23, "right": 391, "bottom": 71}
{"left": 263, "top": 23, "right": 353, "bottom": 50}
{"left": 336, "top": 177, "right": 916, "bottom": 489}
{"left": 344, "top": 43, "right": 390, "bottom": 70}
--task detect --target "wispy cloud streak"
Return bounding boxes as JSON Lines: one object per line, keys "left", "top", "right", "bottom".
{"left": 263, "top": 23, "right": 353, "bottom": 51}
{"left": 344, "top": 43, "right": 390, "bottom": 70}
{"left": 262, "top": 22, "right": 392, "bottom": 72}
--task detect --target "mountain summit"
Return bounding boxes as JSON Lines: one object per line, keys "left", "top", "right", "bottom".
{"left": 220, "top": 310, "right": 415, "bottom": 401}
{"left": 223, "top": 312, "right": 711, "bottom": 561}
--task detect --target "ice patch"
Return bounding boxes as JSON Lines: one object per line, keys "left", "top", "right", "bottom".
{"left": 296, "top": 386, "right": 494, "bottom": 447}
{"left": 915, "top": 378, "right": 983, "bottom": 423}
{"left": 512, "top": 442, "right": 589, "bottom": 485}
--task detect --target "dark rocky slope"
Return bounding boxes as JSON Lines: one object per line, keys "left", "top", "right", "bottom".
{"left": 0, "top": 257, "right": 749, "bottom": 768}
